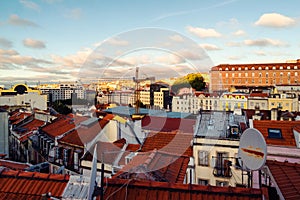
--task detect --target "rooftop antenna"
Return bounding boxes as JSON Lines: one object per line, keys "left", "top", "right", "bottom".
{"left": 87, "top": 144, "right": 98, "bottom": 200}
{"left": 238, "top": 128, "right": 267, "bottom": 188}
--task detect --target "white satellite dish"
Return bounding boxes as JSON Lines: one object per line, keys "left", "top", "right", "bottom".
{"left": 238, "top": 128, "right": 267, "bottom": 171}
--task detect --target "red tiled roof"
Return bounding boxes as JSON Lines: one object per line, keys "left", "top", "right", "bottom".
{"left": 0, "top": 159, "right": 30, "bottom": 171}
{"left": 82, "top": 139, "right": 126, "bottom": 165}
{"left": 211, "top": 62, "right": 299, "bottom": 71}
{"left": 114, "top": 150, "right": 190, "bottom": 183}
{"left": 58, "top": 117, "right": 112, "bottom": 147}
{"left": 242, "top": 109, "right": 271, "bottom": 120}
{"left": 119, "top": 144, "right": 141, "bottom": 166}
{"left": 9, "top": 112, "right": 32, "bottom": 125}
{"left": 0, "top": 170, "right": 69, "bottom": 199}
{"left": 267, "top": 160, "right": 300, "bottom": 200}
{"left": 141, "top": 131, "right": 193, "bottom": 157}
{"left": 103, "top": 178, "right": 267, "bottom": 200}
{"left": 249, "top": 93, "right": 269, "bottom": 98}
{"left": 16, "top": 119, "right": 45, "bottom": 142}
{"left": 142, "top": 116, "right": 196, "bottom": 133}
{"left": 41, "top": 115, "right": 87, "bottom": 138}
{"left": 253, "top": 120, "right": 299, "bottom": 147}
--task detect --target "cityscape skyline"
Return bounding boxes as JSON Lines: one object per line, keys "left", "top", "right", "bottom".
{"left": 0, "top": 0, "right": 299, "bottom": 83}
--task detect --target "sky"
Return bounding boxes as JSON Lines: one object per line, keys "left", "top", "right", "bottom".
{"left": 0, "top": 0, "right": 299, "bottom": 85}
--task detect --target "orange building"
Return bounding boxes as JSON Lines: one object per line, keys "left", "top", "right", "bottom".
{"left": 210, "top": 60, "right": 300, "bottom": 92}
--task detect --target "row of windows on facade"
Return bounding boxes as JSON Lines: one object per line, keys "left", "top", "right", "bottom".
{"left": 38, "top": 135, "right": 80, "bottom": 170}
{"left": 223, "top": 71, "right": 298, "bottom": 78}
{"left": 219, "top": 65, "right": 299, "bottom": 71}
{"left": 224, "top": 78, "right": 298, "bottom": 84}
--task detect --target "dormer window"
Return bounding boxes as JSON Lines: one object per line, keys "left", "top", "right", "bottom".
{"left": 294, "top": 66, "right": 298, "bottom": 69}
{"left": 265, "top": 67, "right": 269, "bottom": 70}
{"left": 272, "top": 66, "right": 276, "bottom": 70}
{"left": 251, "top": 67, "right": 255, "bottom": 70}
{"left": 232, "top": 67, "right": 235, "bottom": 71}
{"left": 258, "top": 67, "right": 262, "bottom": 70}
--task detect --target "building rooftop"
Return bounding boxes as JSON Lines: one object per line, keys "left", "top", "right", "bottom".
{"left": 0, "top": 169, "right": 69, "bottom": 199}
{"left": 82, "top": 138, "right": 127, "bottom": 165}
{"left": 142, "top": 116, "right": 196, "bottom": 133}
{"left": 9, "top": 111, "right": 32, "bottom": 125}
{"left": 253, "top": 120, "right": 299, "bottom": 147}
{"left": 0, "top": 160, "right": 30, "bottom": 171}
{"left": 267, "top": 160, "right": 300, "bottom": 200}
{"left": 58, "top": 114, "right": 114, "bottom": 147}
{"left": 104, "top": 106, "right": 192, "bottom": 118}
{"left": 141, "top": 131, "right": 193, "bottom": 157}
{"left": 13, "top": 119, "right": 44, "bottom": 142}
{"left": 114, "top": 150, "right": 190, "bottom": 183}
{"left": 41, "top": 114, "right": 87, "bottom": 138}
{"left": 103, "top": 178, "right": 267, "bottom": 200}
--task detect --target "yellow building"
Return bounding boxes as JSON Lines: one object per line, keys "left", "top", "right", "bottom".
{"left": 268, "top": 93, "right": 298, "bottom": 112}
{"left": 0, "top": 84, "right": 41, "bottom": 96}
{"left": 219, "top": 93, "right": 248, "bottom": 111}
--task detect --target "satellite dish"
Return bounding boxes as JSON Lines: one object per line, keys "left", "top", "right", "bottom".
{"left": 238, "top": 128, "right": 267, "bottom": 171}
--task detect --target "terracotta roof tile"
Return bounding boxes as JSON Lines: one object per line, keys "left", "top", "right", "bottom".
{"left": 103, "top": 178, "right": 266, "bottom": 200}
{"left": 142, "top": 116, "right": 196, "bottom": 133}
{"left": 14, "top": 119, "right": 45, "bottom": 142}
{"left": 0, "top": 159, "right": 30, "bottom": 171}
{"left": 253, "top": 120, "right": 298, "bottom": 147}
{"left": 82, "top": 139, "right": 126, "bottom": 165}
{"left": 41, "top": 115, "right": 87, "bottom": 138}
{"left": 114, "top": 150, "right": 190, "bottom": 183}
{"left": 9, "top": 112, "right": 32, "bottom": 125}
{"left": 267, "top": 160, "right": 300, "bottom": 200}
{"left": 58, "top": 117, "right": 111, "bottom": 147}
{"left": 141, "top": 131, "right": 193, "bottom": 157}
{"left": 0, "top": 170, "right": 69, "bottom": 199}
{"left": 119, "top": 144, "right": 141, "bottom": 166}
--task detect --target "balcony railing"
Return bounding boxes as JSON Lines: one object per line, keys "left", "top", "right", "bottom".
{"left": 213, "top": 159, "right": 232, "bottom": 178}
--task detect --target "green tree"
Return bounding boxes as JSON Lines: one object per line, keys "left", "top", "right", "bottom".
{"left": 171, "top": 73, "right": 205, "bottom": 94}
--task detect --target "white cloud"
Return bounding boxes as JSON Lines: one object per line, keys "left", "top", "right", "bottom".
{"left": 226, "top": 41, "right": 242, "bottom": 47}
{"left": 169, "top": 35, "right": 184, "bottom": 42}
{"left": 199, "top": 43, "right": 222, "bottom": 51}
{"left": 8, "top": 14, "right": 39, "bottom": 27}
{"left": 228, "top": 55, "right": 244, "bottom": 60}
{"left": 65, "top": 8, "right": 82, "bottom": 20}
{"left": 0, "top": 49, "right": 18, "bottom": 56}
{"left": 186, "top": 26, "right": 222, "bottom": 38}
{"left": 106, "top": 38, "right": 129, "bottom": 46}
{"left": 254, "top": 13, "right": 296, "bottom": 28}
{"left": 233, "top": 30, "right": 246, "bottom": 36}
{"left": 244, "top": 38, "right": 287, "bottom": 47}
{"left": 0, "top": 49, "right": 51, "bottom": 70}
{"left": 255, "top": 51, "right": 266, "bottom": 56}
{"left": 0, "top": 38, "right": 13, "bottom": 48}
{"left": 23, "top": 38, "right": 46, "bottom": 49}
{"left": 19, "top": 0, "right": 40, "bottom": 12}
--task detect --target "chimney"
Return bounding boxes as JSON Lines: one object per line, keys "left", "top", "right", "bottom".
{"left": 271, "top": 108, "right": 278, "bottom": 120}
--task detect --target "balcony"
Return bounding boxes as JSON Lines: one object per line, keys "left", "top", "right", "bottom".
{"left": 213, "top": 159, "right": 232, "bottom": 178}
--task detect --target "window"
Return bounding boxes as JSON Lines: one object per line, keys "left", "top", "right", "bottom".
{"left": 198, "top": 150, "right": 209, "bottom": 166}
{"left": 216, "top": 180, "right": 229, "bottom": 187}
{"left": 198, "top": 179, "right": 209, "bottom": 185}
{"left": 213, "top": 152, "right": 231, "bottom": 177}
{"left": 268, "top": 128, "right": 282, "bottom": 139}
